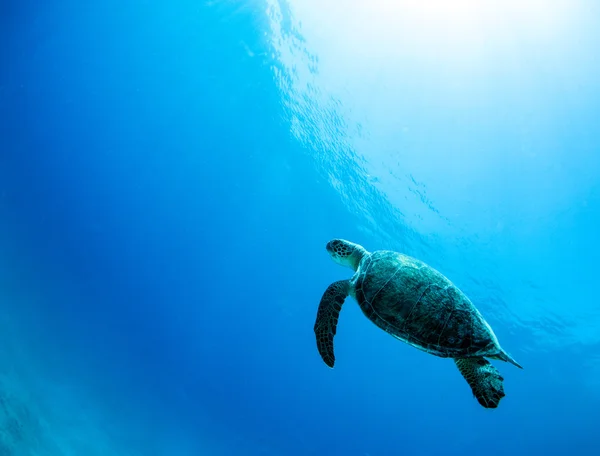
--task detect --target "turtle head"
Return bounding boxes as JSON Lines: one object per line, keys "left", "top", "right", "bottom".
{"left": 326, "top": 239, "right": 368, "bottom": 271}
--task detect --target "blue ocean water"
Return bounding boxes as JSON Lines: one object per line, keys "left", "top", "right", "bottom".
{"left": 1, "top": 0, "right": 599, "bottom": 454}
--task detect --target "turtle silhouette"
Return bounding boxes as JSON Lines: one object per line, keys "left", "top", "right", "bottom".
{"left": 314, "top": 239, "right": 522, "bottom": 408}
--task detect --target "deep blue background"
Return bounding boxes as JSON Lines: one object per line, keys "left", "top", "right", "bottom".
{"left": 1, "top": 1, "right": 599, "bottom": 455}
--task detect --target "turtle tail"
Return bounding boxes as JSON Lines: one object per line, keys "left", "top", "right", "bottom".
{"left": 495, "top": 349, "right": 523, "bottom": 369}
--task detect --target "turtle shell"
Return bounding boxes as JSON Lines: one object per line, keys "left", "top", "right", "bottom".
{"left": 351, "top": 250, "right": 498, "bottom": 358}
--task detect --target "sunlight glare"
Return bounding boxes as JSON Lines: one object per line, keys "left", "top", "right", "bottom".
{"left": 284, "top": 0, "right": 579, "bottom": 69}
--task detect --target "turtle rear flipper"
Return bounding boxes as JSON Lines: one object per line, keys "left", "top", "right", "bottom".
{"left": 314, "top": 280, "right": 350, "bottom": 368}
{"left": 454, "top": 357, "right": 506, "bottom": 408}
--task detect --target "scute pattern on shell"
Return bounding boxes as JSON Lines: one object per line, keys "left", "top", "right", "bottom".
{"left": 353, "top": 251, "right": 497, "bottom": 358}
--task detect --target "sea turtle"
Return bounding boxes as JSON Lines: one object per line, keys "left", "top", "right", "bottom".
{"left": 314, "top": 239, "right": 522, "bottom": 408}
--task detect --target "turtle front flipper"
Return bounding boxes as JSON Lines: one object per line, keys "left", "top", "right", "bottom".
{"left": 454, "top": 357, "right": 506, "bottom": 408}
{"left": 314, "top": 280, "right": 350, "bottom": 368}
